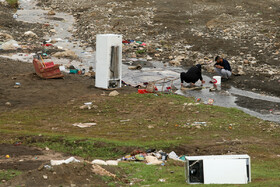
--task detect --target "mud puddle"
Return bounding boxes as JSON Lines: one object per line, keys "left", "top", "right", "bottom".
{"left": 123, "top": 61, "right": 280, "bottom": 123}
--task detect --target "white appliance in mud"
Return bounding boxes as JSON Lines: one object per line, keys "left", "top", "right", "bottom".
{"left": 185, "top": 154, "right": 251, "bottom": 184}
{"left": 95, "top": 34, "right": 122, "bottom": 89}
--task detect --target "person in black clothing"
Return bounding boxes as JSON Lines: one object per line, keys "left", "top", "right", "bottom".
{"left": 214, "top": 56, "right": 232, "bottom": 79}
{"left": 180, "top": 64, "right": 205, "bottom": 87}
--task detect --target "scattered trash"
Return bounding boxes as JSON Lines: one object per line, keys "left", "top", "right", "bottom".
{"left": 92, "top": 159, "right": 107, "bottom": 165}
{"left": 12, "top": 14, "right": 18, "bottom": 19}
{"left": 14, "top": 142, "right": 22, "bottom": 146}
{"left": 168, "top": 151, "right": 182, "bottom": 161}
{"left": 5, "top": 155, "right": 10, "bottom": 159}
{"left": 44, "top": 165, "right": 52, "bottom": 170}
{"left": 146, "top": 82, "right": 157, "bottom": 93}
{"left": 79, "top": 102, "right": 97, "bottom": 110}
{"left": 146, "top": 156, "right": 163, "bottom": 165}
{"left": 109, "top": 90, "right": 119, "bottom": 97}
{"left": 91, "top": 159, "right": 118, "bottom": 166}
{"left": 120, "top": 119, "right": 130, "bottom": 122}
{"left": 69, "top": 69, "right": 78, "bottom": 74}
{"left": 208, "top": 98, "right": 214, "bottom": 105}
{"left": 59, "top": 66, "right": 66, "bottom": 72}
{"left": 33, "top": 57, "right": 64, "bottom": 79}
{"left": 194, "top": 122, "right": 207, "bottom": 126}
{"left": 50, "top": 157, "right": 80, "bottom": 166}
{"left": 158, "top": 179, "right": 166, "bottom": 182}
{"left": 106, "top": 160, "right": 119, "bottom": 166}
{"left": 72, "top": 123, "right": 97, "bottom": 128}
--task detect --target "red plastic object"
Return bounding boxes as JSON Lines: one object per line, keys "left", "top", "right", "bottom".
{"left": 33, "top": 58, "right": 64, "bottom": 79}
{"left": 138, "top": 89, "right": 148, "bottom": 94}
{"left": 42, "top": 43, "right": 53, "bottom": 47}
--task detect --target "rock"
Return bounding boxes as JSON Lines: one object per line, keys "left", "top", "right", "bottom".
{"left": 53, "top": 50, "right": 78, "bottom": 59}
{"left": 47, "top": 10, "right": 56, "bottom": 15}
{"left": 37, "top": 164, "right": 44, "bottom": 171}
{"left": 5, "top": 102, "right": 11, "bottom": 106}
{"left": 24, "top": 31, "right": 38, "bottom": 38}
{"left": 1, "top": 40, "right": 20, "bottom": 50}
{"left": 0, "top": 32, "right": 13, "bottom": 40}
{"left": 147, "top": 55, "right": 153, "bottom": 61}
{"left": 128, "top": 65, "right": 142, "bottom": 70}
{"left": 169, "top": 55, "right": 185, "bottom": 66}
{"left": 84, "top": 71, "right": 95, "bottom": 77}
{"left": 109, "top": 90, "right": 119, "bottom": 97}
{"left": 243, "top": 59, "right": 250, "bottom": 65}
{"left": 49, "top": 29, "right": 56, "bottom": 33}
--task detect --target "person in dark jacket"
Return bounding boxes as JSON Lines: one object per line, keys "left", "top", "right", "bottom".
{"left": 180, "top": 64, "right": 205, "bottom": 87}
{"left": 214, "top": 56, "right": 232, "bottom": 79}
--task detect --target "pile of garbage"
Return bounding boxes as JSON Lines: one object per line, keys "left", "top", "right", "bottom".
{"left": 91, "top": 149, "right": 186, "bottom": 166}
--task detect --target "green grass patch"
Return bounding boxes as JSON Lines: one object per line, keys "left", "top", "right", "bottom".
{"left": 5, "top": 0, "right": 18, "bottom": 8}
{"left": 0, "top": 93, "right": 279, "bottom": 186}
{"left": 0, "top": 170, "right": 21, "bottom": 183}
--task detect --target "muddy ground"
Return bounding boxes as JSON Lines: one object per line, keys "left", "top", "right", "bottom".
{"left": 0, "top": 57, "right": 135, "bottom": 111}
{"left": 36, "top": 0, "right": 280, "bottom": 96}
{"left": 1, "top": 1, "right": 280, "bottom": 96}
{"left": 0, "top": 143, "right": 119, "bottom": 187}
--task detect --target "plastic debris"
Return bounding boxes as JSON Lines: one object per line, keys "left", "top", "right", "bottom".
{"left": 92, "top": 159, "right": 107, "bottom": 165}
{"left": 168, "top": 151, "right": 182, "bottom": 161}
{"left": 92, "top": 159, "right": 119, "bottom": 166}
{"left": 50, "top": 157, "right": 80, "bottom": 166}
{"left": 106, "top": 160, "right": 119, "bottom": 166}
{"left": 72, "top": 123, "right": 97, "bottom": 128}
{"left": 146, "top": 156, "right": 163, "bottom": 165}
{"left": 208, "top": 98, "right": 214, "bottom": 105}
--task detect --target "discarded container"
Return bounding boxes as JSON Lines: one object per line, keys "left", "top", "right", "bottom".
{"left": 138, "top": 89, "right": 149, "bottom": 94}
{"left": 185, "top": 154, "right": 251, "bottom": 184}
{"left": 50, "top": 157, "right": 80, "bottom": 166}
{"left": 69, "top": 69, "right": 78, "bottom": 74}
{"left": 213, "top": 76, "right": 221, "bottom": 85}
{"left": 208, "top": 99, "right": 214, "bottom": 105}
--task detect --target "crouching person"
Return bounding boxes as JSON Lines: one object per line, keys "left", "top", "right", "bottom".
{"left": 214, "top": 56, "right": 232, "bottom": 79}
{"left": 180, "top": 64, "right": 205, "bottom": 87}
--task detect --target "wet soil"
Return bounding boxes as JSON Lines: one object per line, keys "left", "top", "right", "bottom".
{"left": 235, "top": 95, "right": 280, "bottom": 114}
{"left": 0, "top": 4, "right": 49, "bottom": 44}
